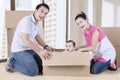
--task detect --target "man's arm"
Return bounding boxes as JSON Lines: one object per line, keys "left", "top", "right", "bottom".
{"left": 35, "top": 34, "right": 46, "bottom": 48}
{"left": 21, "top": 33, "right": 42, "bottom": 53}
{"left": 21, "top": 33, "right": 52, "bottom": 60}
{"left": 35, "top": 34, "right": 55, "bottom": 51}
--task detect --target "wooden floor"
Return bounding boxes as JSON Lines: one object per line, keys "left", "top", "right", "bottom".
{"left": 0, "top": 63, "right": 120, "bottom": 80}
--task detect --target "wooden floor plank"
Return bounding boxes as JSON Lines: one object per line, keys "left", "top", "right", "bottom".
{"left": 0, "top": 63, "right": 120, "bottom": 80}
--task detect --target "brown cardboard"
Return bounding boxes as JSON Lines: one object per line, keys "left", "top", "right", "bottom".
{"left": 6, "top": 11, "right": 33, "bottom": 28}
{"left": 7, "top": 28, "right": 16, "bottom": 45}
{"left": 43, "top": 51, "right": 92, "bottom": 66}
{"left": 102, "top": 27, "right": 120, "bottom": 47}
{"left": 42, "top": 51, "right": 92, "bottom": 76}
{"left": 43, "top": 66, "right": 90, "bottom": 76}
{"left": 6, "top": 11, "right": 33, "bottom": 56}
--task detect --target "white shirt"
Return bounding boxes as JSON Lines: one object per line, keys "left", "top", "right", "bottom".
{"left": 11, "top": 14, "right": 40, "bottom": 52}
{"left": 93, "top": 37, "right": 116, "bottom": 63}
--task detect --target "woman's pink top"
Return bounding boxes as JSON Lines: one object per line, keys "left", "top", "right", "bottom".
{"left": 84, "top": 25, "right": 116, "bottom": 66}
{"left": 84, "top": 25, "right": 105, "bottom": 46}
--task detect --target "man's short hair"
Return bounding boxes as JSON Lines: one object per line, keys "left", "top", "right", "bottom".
{"left": 36, "top": 3, "right": 50, "bottom": 11}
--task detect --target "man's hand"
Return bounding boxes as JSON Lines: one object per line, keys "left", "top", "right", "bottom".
{"left": 39, "top": 49, "right": 52, "bottom": 60}
{"left": 45, "top": 46, "right": 55, "bottom": 51}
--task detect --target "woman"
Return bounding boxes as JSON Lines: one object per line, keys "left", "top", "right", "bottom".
{"left": 75, "top": 11, "right": 117, "bottom": 74}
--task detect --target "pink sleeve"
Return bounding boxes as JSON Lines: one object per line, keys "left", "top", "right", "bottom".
{"left": 91, "top": 26, "right": 105, "bottom": 41}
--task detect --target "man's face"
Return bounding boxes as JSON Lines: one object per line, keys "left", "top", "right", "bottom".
{"left": 34, "top": 6, "right": 49, "bottom": 21}
{"left": 66, "top": 42, "right": 75, "bottom": 52}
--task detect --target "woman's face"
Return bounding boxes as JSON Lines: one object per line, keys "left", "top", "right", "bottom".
{"left": 75, "top": 17, "right": 87, "bottom": 30}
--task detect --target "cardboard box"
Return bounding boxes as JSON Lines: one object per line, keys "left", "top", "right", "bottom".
{"left": 102, "top": 27, "right": 120, "bottom": 47}
{"left": 6, "top": 11, "right": 33, "bottom": 56}
{"left": 43, "top": 66, "right": 90, "bottom": 76}
{"left": 43, "top": 51, "right": 92, "bottom": 66}
{"left": 6, "top": 11, "right": 33, "bottom": 28}
{"left": 43, "top": 51, "right": 93, "bottom": 76}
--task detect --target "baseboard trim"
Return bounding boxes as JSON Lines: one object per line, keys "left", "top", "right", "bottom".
{"left": 0, "top": 59, "right": 7, "bottom": 63}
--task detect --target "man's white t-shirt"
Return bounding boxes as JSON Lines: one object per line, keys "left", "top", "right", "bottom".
{"left": 11, "top": 14, "right": 41, "bottom": 52}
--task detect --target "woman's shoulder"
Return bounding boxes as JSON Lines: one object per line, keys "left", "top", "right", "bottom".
{"left": 90, "top": 25, "right": 100, "bottom": 29}
{"left": 90, "top": 25, "right": 102, "bottom": 31}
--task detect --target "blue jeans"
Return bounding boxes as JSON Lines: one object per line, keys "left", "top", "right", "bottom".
{"left": 90, "top": 59, "right": 110, "bottom": 74}
{"left": 9, "top": 50, "right": 43, "bottom": 76}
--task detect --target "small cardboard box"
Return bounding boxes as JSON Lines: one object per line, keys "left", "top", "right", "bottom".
{"left": 43, "top": 51, "right": 92, "bottom": 66}
{"left": 43, "top": 51, "right": 93, "bottom": 76}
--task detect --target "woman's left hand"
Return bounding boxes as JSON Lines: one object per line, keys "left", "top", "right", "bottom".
{"left": 77, "top": 49, "right": 82, "bottom": 52}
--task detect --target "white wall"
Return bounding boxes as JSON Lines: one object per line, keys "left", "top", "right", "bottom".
{"left": 0, "top": 0, "right": 8, "bottom": 59}
{"left": 101, "top": 0, "right": 120, "bottom": 27}
{"left": 68, "top": 0, "right": 85, "bottom": 46}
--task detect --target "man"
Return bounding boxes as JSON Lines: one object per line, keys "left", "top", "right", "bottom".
{"left": 6, "top": 3, "right": 54, "bottom": 76}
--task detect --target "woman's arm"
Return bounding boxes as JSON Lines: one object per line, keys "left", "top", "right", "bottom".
{"left": 78, "top": 30, "right": 99, "bottom": 52}
{"left": 75, "top": 45, "right": 87, "bottom": 50}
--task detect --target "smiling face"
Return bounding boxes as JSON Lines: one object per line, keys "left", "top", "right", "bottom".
{"left": 75, "top": 17, "right": 88, "bottom": 30}
{"left": 66, "top": 42, "right": 75, "bottom": 52}
{"left": 34, "top": 6, "right": 49, "bottom": 22}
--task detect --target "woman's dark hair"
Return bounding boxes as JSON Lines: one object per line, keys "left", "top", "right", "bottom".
{"left": 66, "top": 40, "right": 76, "bottom": 47}
{"left": 36, "top": 3, "right": 50, "bottom": 11}
{"left": 75, "top": 11, "right": 87, "bottom": 20}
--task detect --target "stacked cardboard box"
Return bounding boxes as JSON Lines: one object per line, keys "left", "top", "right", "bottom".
{"left": 6, "top": 11, "right": 33, "bottom": 56}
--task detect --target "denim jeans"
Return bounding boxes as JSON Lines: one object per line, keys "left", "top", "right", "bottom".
{"left": 9, "top": 50, "right": 43, "bottom": 76}
{"left": 90, "top": 59, "right": 110, "bottom": 74}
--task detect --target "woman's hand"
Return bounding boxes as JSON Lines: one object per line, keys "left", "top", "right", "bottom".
{"left": 76, "top": 48, "right": 82, "bottom": 52}
{"left": 75, "top": 46, "right": 80, "bottom": 51}
{"left": 76, "top": 48, "right": 89, "bottom": 52}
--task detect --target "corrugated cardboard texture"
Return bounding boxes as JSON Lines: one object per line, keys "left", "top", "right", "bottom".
{"left": 43, "top": 51, "right": 92, "bottom": 66}
{"left": 42, "top": 51, "right": 92, "bottom": 76}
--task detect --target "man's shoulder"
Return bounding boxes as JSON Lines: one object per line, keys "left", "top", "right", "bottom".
{"left": 21, "top": 15, "right": 31, "bottom": 21}
{"left": 19, "top": 15, "right": 31, "bottom": 23}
